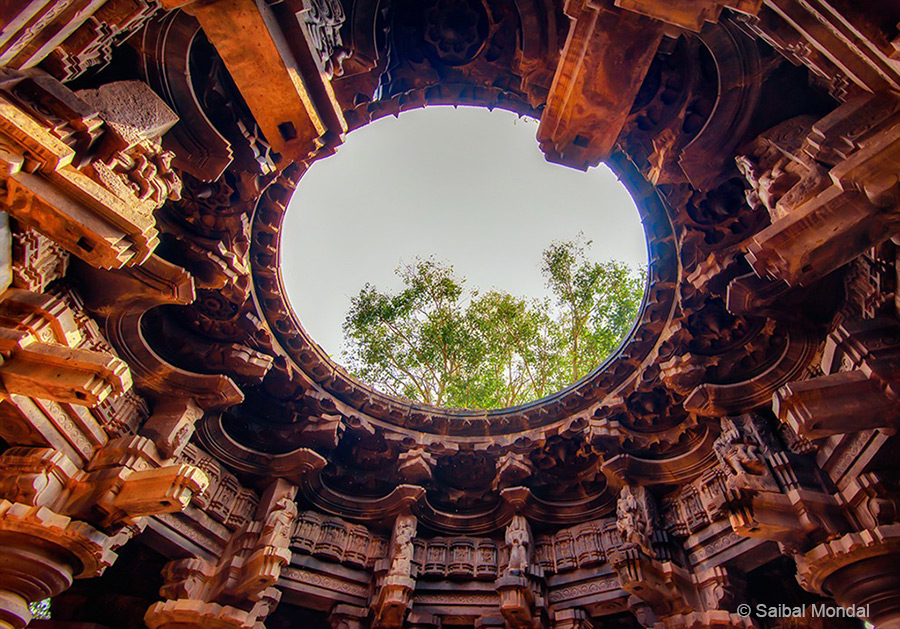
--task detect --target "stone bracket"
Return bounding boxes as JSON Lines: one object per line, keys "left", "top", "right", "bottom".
{"left": 167, "top": 0, "right": 346, "bottom": 164}
{"left": 536, "top": 0, "right": 664, "bottom": 170}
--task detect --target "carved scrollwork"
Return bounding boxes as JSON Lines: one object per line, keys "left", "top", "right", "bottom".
{"left": 300, "top": 0, "right": 348, "bottom": 77}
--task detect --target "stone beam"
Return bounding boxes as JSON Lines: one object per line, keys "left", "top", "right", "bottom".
{"left": 729, "top": 93, "right": 900, "bottom": 301}
{"left": 763, "top": 0, "right": 900, "bottom": 95}
{"left": 0, "top": 289, "right": 130, "bottom": 407}
{"left": 536, "top": 0, "right": 663, "bottom": 170}
{"left": 613, "top": 0, "right": 762, "bottom": 32}
{"left": 775, "top": 318, "right": 900, "bottom": 439}
{"left": 774, "top": 371, "right": 899, "bottom": 439}
{"left": 165, "top": 0, "right": 346, "bottom": 164}
{"left": 0, "top": 0, "right": 106, "bottom": 71}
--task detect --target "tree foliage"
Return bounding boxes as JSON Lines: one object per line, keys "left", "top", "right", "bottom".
{"left": 341, "top": 236, "right": 644, "bottom": 409}
{"left": 541, "top": 238, "right": 645, "bottom": 383}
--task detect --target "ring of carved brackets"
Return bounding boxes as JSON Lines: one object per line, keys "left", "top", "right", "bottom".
{"left": 251, "top": 150, "right": 680, "bottom": 437}
{"left": 84, "top": 4, "right": 841, "bottom": 534}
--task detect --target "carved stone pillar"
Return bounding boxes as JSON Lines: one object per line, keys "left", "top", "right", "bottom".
{"left": 497, "top": 514, "right": 544, "bottom": 628}
{"left": 371, "top": 514, "right": 417, "bottom": 629}
{"left": 9, "top": 223, "right": 67, "bottom": 293}
{"left": 795, "top": 526, "right": 900, "bottom": 628}
{"left": 0, "top": 438, "right": 207, "bottom": 629}
{"left": 144, "top": 480, "right": 297, "bottom": 629}
{"left": 0, "top": 502, "right": 104, "bottom": 629}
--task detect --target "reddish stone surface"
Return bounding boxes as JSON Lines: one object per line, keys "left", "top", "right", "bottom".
{"left": 0, "top": 0, "right": 899, "bottom": 627}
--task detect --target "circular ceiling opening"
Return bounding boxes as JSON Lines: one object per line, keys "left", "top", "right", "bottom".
{"left": 281, "top": 106, "right": 647, "bottom": 409}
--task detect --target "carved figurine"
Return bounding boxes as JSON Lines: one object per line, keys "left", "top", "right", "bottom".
{"left": 734, "top": 115, "right": 828, "bottom": 222}
{"left": 505, "top": 515, "right": 531, "bottom": 575}
{"left": 713, "top": 417, "right": 766, "bottom": 478}
{"left": 616, "top": 484, "right": 655, "bottom": 555}
{"left": 387, "top": 514, "right": 417, "bottom": 578}
{"left": 259, "top": 495, "right": 299, "bottom": 550}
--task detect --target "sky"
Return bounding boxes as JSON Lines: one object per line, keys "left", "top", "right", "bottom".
{"left": 281, "top": 106, "right": 648, "bottom": 358}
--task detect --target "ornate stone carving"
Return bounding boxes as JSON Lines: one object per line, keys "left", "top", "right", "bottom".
{"left": 10, "top": 222, "right": 68, "bottom": 292}
{"left": 52, "top": 2, "right": 161, "bottom": 81}
{"left": 0, "top": 500, "right": 124, "bottom": 629}
{"left": 179, "top": 443, "right": 258, "bottom": 530}
{"left": 0, "top": 0, "right": 161, "bottom": 82}
{"left": 291, "top": 510, "right": 386, "bottom": 569}
{"left": 387, "top": 514, "right": 415, "bottom": 578}
{"left": 617, "top": 485, "right": 657, "bottom": 556}
{"left": 145, "top": 480, "right": 297, "bottom": 629}
{"left": 662, "top": 485, "right": 711, "bottom": 539}
{"left": 372, "top": 513, "right": 417, "bottom": 628}
{"left": 77, "top": 80, "right": 180, "bottom": 199}
{"left": 0, "top": 288, "right": 130, "bottom": 407}
{"left": 0, "top": 72, "right": 180, "bottom": 269}
{"left": 738, "top": 0, "right": 900, "bottom": 96}
{"left": 713, "top": 416, "right": 776, "bottom": 492}
{"left": 505, "top": 514, "right": 532, "bottom": 576}
{"left": 0, "top": 436, "right": 207, "bottom": 628}
{"left": 396, "top": 446, "right": 435, "bottom": 483}
{"left": 494, "top": 514, "right": 546, "bottom": 628}
{"left": 733, "top": 93, "right": 900, "bottom": 296}
{"left": 141, "top": 397, "right": 204, "bottom": 459}
{"left": 298, "top": 0, "right": 348, "bottom": 77}
{"left": 0, "top": 1, "right": 899, "bottom": 627}
{"left": 734, "top": 115, "right": 828, "bottom": 222}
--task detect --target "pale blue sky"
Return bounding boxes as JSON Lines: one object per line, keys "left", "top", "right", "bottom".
{"left": 281, "top": 106, "right": 647, "bottom": 358}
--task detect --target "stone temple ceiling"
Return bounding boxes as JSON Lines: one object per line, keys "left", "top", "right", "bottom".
{"left": 58, "top": 0, "right": 853, "bottom": 536}
{"left": 4, "top": 0, "right": 900, "bottom": 625}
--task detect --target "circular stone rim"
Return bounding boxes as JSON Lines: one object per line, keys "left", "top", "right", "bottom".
{"left": 250, "top": 108, "right": 680, "bottom": 436}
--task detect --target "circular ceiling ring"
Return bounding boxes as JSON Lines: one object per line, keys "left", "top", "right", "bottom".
{"left": 249, "top": 140, "right": 679, "bottom": 437}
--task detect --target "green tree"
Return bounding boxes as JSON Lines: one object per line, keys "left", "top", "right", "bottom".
{"left": 342, "top": 258, "right": 481, "bottom": 406}
{"left": 463, "top": 291, "right": 558, "bottom": 408}
{"left": 542, "top": 235, "right": 644, "bottom": 383}
{"left": 341, "top": 238, "right": 644, "bottom": 409}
